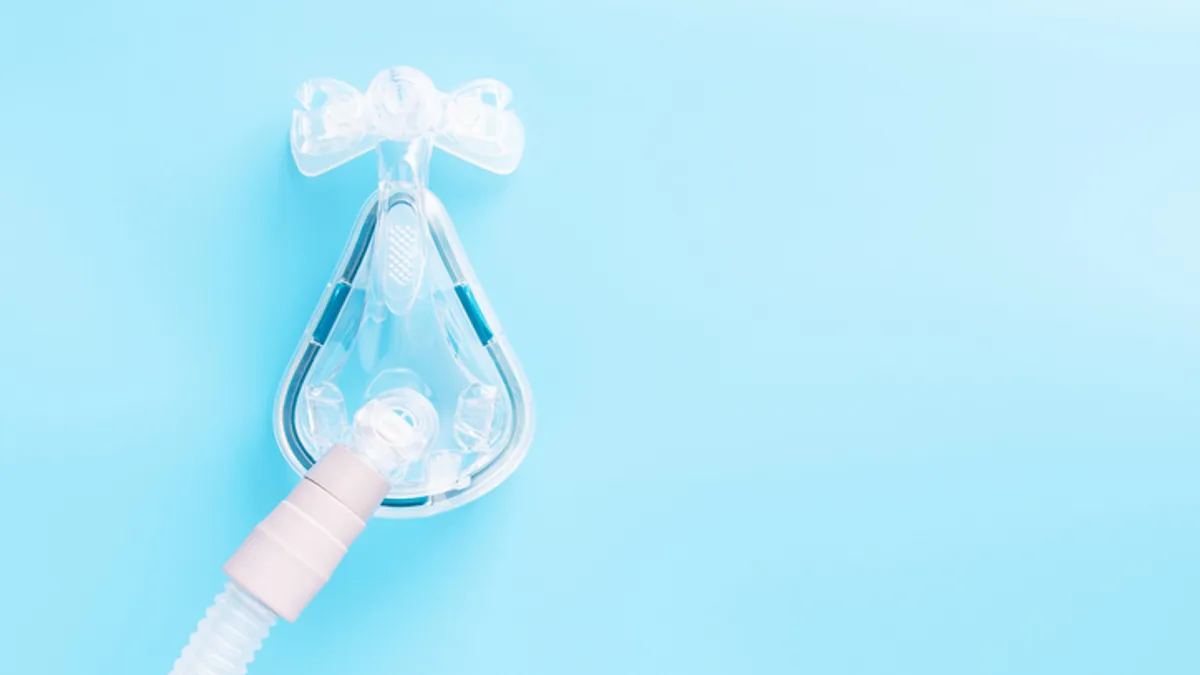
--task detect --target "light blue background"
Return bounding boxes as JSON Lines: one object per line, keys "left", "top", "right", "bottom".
{"left": 1, "top": 2, "right": 1198, "bottom": 673}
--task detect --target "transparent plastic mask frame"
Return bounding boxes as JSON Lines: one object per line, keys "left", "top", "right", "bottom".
{"left": 274, "top": 67, "right": 533, "bottom": 517}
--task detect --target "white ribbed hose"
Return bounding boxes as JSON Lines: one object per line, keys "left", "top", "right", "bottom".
{"left": 170, "top": 582, "right": 277, "bottom": 675}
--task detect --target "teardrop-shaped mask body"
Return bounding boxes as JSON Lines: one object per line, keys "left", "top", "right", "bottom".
{"left": 275, "top": 189, "right": 533, "bottom": 516}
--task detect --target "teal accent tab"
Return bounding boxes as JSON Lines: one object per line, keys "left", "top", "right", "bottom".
{"left": 455, "top": 283, "right": 493, "bottom": 345}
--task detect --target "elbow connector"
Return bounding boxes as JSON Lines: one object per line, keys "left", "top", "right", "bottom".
{"left": 224, "top": 445, "right": 391, "bottom": 622}
{"left": 170, "top": 447, "right": 388, "bottom": 675}
{"left": 171, "top": 389, "right": 434, "bottom": 675}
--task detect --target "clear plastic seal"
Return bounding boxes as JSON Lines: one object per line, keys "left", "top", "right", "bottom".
{"left": 275, "top": 66, "right": 533, "bottom": 517}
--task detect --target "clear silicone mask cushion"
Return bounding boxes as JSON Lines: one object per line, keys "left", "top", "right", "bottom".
{"left": 277, "top": 66, "right": 533, "bottom": 517}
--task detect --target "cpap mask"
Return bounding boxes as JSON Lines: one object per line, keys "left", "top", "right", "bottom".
{"left": 169, "top": 66, "right": 533, "bottom": 675}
